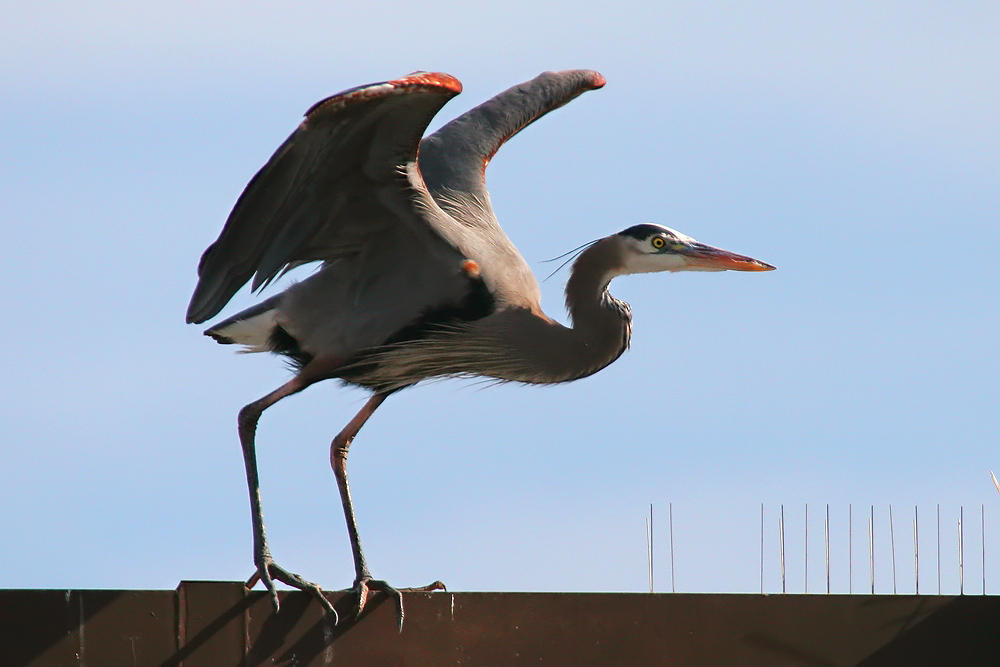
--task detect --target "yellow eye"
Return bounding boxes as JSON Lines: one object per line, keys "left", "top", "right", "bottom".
{"left": 651, "top": 236, "right": 666, "bottom": 249}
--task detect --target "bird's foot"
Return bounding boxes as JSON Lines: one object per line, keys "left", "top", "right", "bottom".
{"left": 245, "top": 556, "right": 338, "bottom": 622}
{"left": 351, "top": 577, "right": 447, "bottom": 631}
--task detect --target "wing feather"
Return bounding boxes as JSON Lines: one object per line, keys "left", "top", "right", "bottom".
{"left": 418, "top": 69, "right": 605, "bottom": 202}
{"left": 186, "top": 72, "right": 463, "bottom": 324}
{"left": 412, "top": 70, "right": 605, "bottom": 311}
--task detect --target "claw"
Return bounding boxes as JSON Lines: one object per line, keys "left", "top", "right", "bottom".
{"left": 350, "top": 577, "right": 404, "bottom": 630}
{"left": 354, "top": 578, "right": 370, "bottom": 618}
{"left": 349, "top": 578, "right": 444, "bottom": 631}
{"left": 259, "top": 561, "right": 280, "bottom": 613}
{"left": 245, "top": 558, "right": 338, "bottom": 623}
{"left": 401, "top": 580, "right": 447, "bottom": 593}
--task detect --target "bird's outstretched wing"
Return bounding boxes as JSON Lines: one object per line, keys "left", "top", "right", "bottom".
{"left": 418, "top": 69, "right": 605, "bottom": 206}
{"left": 411, "top": 70, "right": 605, "bottom": 311}
{"left": 186, "top": 72, "right": 463, "bottom": 324}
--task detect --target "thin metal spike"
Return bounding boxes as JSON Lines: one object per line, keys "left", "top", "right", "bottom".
{"left": 645, "top": 515, "right": 652, "bottom": 594}
{"left": 914, "top": 505, "right": 919, "bottom": 595}
{"left": 982, "top": 503, "right": 986, "bottom": 595}
{"left": 650, "top": 503, "right": 654, "bottom": 593}
{"left": 889, "top": 504, "right": 897, "bottom": 595}
{"left": 937, "top": 504, "right": 941, "bottom": 595}
{"left": 669, "top": 502, "right": 675, "bottom": 594}
{"left": 825, "top": 504, "right": 830, "bottom": 595}
{"left": 760, "top": 503, "right": 764, "bottom": 595}
{"left": 779, "top": 504, "right": 786, "bottom": 594}
{"left": 849, "top": 503, "right": 853, "bottom": 595}
{"left": 869, "top": 505, "right": 875, "bottom": 595}
{"left": 804, "top": 503, "right": 808, "bottom": 593}
{"left": 959, "top": 506, "right": 964, "bottom": 596}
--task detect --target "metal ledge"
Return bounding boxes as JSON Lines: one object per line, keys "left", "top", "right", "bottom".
{"left": 3, "top": 582, "right": 999, "bottom": 665}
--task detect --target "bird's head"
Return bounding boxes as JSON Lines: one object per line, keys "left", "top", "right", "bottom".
{"left": 611, "top": 223, "right": 775, "bottom": 275}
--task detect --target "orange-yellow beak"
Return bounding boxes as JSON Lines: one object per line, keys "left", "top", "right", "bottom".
{"left": 681, "top": 242, "right": 776, "bottom": 272}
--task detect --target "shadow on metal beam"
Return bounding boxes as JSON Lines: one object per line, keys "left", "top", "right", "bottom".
{"left": 2, "top": 582, "right": 999, "bottom": 666}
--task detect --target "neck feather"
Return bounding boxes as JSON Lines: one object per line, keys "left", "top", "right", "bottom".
{"left": 339, "top": 239, "right": 635, "bottom": 388}
{"left": 559, "top": 239, "right": 633, "bottom": 378}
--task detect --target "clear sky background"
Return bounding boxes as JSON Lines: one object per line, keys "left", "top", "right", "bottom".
{"left": 3, "top": 2, "right": 998, "bottom": 598}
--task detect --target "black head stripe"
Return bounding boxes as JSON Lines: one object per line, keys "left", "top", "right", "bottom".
{"left": 618, "top": 223, "right": 669, "bottom": 241}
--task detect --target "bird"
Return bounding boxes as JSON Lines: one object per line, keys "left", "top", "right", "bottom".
{"left": 186, "top": 69, "right": 775, "bottom": 628}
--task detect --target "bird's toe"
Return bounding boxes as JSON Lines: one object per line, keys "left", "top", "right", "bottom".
{"left": 246, "top": 558, "right": 337, "bottom": 622}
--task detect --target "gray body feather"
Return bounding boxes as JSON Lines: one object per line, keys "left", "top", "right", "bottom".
{"left": 189, "top": 70, "right": 619, "bottom": 390}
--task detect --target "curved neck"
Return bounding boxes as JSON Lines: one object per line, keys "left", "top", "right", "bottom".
{"left": 559, "top": 239, "right": 633, "bottom": 379}
{"left": 356, "top": 239, "right": 635, "bottom": 388}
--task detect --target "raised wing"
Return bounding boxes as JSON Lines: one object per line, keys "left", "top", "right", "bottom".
{"left": 411, "top": 70, "right": 605, "bottom": 313}
{"left": 418, "top": 69, "right": 605, "bottom": 203}
{"left": 186, "top": 72, "right": 463, "bottom": 324}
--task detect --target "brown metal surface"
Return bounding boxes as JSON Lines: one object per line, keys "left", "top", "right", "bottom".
{"left": 2, "top": 582, "right": 999, "bottom": 666}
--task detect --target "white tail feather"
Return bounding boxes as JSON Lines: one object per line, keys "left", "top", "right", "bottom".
{"left": 212, "top": 309, "right": 278, "bottom": 353}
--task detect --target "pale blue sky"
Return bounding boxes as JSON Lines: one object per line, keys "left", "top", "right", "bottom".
{"left": 3, "top": 2, "right": 998, "bottom": 597}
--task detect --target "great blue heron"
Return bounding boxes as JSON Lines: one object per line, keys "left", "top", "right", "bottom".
{"left": 186, "top": 70, "right": 774, "bottom": 627}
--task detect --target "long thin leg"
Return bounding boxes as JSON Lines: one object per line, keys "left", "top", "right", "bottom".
{"left": 329, "top": 391, "right": 447, "bottom": 630}
{"left": 330, "top": 392, "right": 391, "bottom": 583}
{"left": 238, "top": 376, "right": 336, "bottom": 618}
{"left": 330, "top": 391, "right": 443, "bottom": 629}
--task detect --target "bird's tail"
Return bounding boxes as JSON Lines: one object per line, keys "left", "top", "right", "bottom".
{"left": 202, "top": 295, "right": 282, "bottom": 353}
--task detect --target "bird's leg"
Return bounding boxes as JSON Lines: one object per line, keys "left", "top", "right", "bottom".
{"left": 330, "top": 393, "right": 392, "bottom": 615}
{"left": 330, "top": 393, "right": 391, "bottom": 578}
{"left": 238, "top": 376, "right": 337, "bottom": 619}
{"left": 330, "top": 391, "right": 444, "bottom": 630}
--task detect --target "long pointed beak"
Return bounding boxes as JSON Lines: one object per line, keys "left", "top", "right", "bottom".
{"left": 681, "top": 242, "right": 776, "bottom": 271}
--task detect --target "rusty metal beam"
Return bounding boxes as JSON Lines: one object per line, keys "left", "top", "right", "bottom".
{"left": 2, "top": 582, "right": 999, "bottom": 665}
